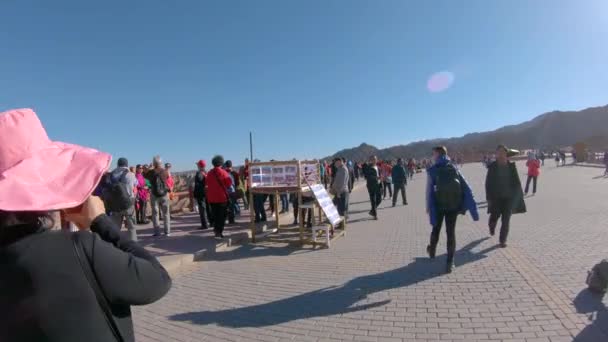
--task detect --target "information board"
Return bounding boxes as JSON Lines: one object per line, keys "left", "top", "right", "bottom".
{"left": 308, "top": 183, "right": 342, "bottom": 227}
{"left": 250, "top": 163, "right": 298, "bottom": 188}
{"left": 300, "top": 163, "right": 320, "bottom": 185}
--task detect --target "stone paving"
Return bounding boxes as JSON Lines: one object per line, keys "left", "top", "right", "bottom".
{"left": 134, "top": 161, "right": 608, "bottom": 342}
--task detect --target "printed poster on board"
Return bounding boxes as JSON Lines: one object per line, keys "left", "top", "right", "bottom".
{"left": 308, "top": 183, "right": 342, "bottom": 227}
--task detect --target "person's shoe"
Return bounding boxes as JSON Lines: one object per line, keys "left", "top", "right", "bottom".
{"left": 392, "top": 203, "right": 396, "bottom": 207}
{"left": 306, "top": 223, "right": 313, "bottom": 228}
{"left": 164, "top": 233, "right": 172, "bottom": 237}
{"left": 446, "top": 263, "right": 455, "bottom": 274}
{"left": 293, "top": 220, "right": 298, "bottom": 225}
{"left": 368, "top": 210, "right": 374, "bottom": 217}
{"left": 152, "top": 233, "right": 161, "bottom": 237}
{"left": 198, "top": 226, "right": 208, "bottom": 230}
{"left": 500, "top": 242, "right": 508, "bottom": 248}
{"left": 404, "top": 202, "right": 408, "bottom": 205}
{"left": 426, "top": 245, "right": 436, "bottom": 259}
{"left": 373, "top": 215, "right": 378, "bottom": 220}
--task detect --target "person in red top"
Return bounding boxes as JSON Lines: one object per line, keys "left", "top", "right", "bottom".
{"left": 206, "top": 155, "right": 233, "bottom": 238}
{"left": 525, "top": 156, "right": 541, "bottom": 195}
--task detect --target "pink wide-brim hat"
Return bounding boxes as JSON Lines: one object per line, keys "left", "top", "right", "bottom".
{"left": 0, "top": 108, "right": 111, "bottom": 211}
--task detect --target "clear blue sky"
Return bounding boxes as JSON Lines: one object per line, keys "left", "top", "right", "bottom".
{"left": 2, "top": 1, "right": 607, "bottom": 170}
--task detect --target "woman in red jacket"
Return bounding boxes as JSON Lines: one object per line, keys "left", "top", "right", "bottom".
{"left": 206, "top": 155, "right": 233, "bottom": 238}
{"left": 525, "top": 156, "right": 541, "bottom": 195}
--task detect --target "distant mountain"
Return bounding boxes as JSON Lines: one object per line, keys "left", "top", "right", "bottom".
{"left": 325, "top": 105, "right": 608, "bottom": 162}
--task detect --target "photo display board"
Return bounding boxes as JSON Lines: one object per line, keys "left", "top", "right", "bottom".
{"left": 308, "top": 183, "right": 342, "bottom": 227}
{"left": 250, "top": 163, "right": 298, "bottom": 188}
{"left": 300, "top": 162, "right": 320, "bottom": 186}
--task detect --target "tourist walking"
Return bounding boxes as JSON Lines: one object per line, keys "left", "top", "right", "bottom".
{"left": 392, "top": 158, "right": 408, "bottom": 206}
{"left": 525, "top": 156, "right": 541, "bottom": 195}
{"left": 106, "top": 157, "right": 138, "bottom": 241}
{"left": 193, "top": 160, "right": 209, "bottom": 229}
{"left": 347, "top": 160, "right": 355, "bottom": 193}
{"left": 149, "top": 156, "right": 171, "bottom": 237}
{"left": 539, "top": 151, "right": 546, "bottom": 166}
{"left": 426, "top": 146, "right": 479, "bottom": 274}
{"left": 0, "top": 108, "right": 171, "bottom": 342}
{"left": 330, "top": 158, "right": 350, "bottom": 217}
{"left": 604, "top": 151, "right": 608, "bottom": 176}
{"left": 207, "top": 155, "right": 233, "bottom": 238}
{"left": 135, "top": 164, "right": 150, "bottom": 224}
{"left": 381, "top": 160, "right": 393, "bottom": 199}
{"left": 363, "top": 156, "right": 382, "bottom": 220}
{"left": 485, "top": 145, "right": 527, "bottom": 248}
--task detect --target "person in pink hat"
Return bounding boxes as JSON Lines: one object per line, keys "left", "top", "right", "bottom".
{"left": 0, "top": 109, "right": 171, "bottom": 342}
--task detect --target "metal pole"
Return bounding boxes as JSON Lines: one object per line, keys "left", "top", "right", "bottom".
{"left": 249, "top": 131, "right": 253, "bottom": 161}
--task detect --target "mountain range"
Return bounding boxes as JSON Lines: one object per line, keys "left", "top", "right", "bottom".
{"left": 325, "top": 104, "right": 608, "bottom": 162}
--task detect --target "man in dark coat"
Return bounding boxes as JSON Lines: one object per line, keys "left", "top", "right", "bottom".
{"left": 485, "top": 145, "right": 526, "bottom": 248}
{"left": 391, "top": 158, "right": 408, "bottom": 206}
{"left": 362, "top": 155, "right": 382, "bottom": 220}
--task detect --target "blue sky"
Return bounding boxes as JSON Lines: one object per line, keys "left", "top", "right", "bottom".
{"left": 2, "top": 1, "right": 607, "bottom": 170}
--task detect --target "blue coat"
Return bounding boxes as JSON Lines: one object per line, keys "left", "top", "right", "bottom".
{"left": 426, "top": 156, "right": 479, "bottom": 227}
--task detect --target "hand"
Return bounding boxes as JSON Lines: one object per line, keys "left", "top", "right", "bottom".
{"left": 63, "top": 196, "right": 106, "bottom": 230}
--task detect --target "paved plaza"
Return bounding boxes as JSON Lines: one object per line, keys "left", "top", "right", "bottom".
{"left": 134, "top": 162, "right": 608, "bottom": 342}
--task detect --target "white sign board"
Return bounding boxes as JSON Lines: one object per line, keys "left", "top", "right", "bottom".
{"left": 250, "top": 164, "right": 298, "bottom": 188}
{"left": 308, "top": 183, "right": 342, "bottom": 227}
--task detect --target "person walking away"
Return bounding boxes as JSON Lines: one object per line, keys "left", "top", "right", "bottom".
{"left": 347, "top": 160, "right": 355, "bottom": 193}
{"left": 207, "top": 155, "right": 233, "bottom": 238}
{"left": 224, "top": 160, "right": 239, "bottom": 222}
{"left": 604, "top": 151, "right": 608, "bottom": 176}
{"left": 560, "top": 151, "right": 567, "bottom": 166}
{"left": 0, "top": 108, "right": 171, "bottom": 342}
{"left": 555, "top": 152, "right": 561, "bottom": 167}
{"left": 381, "top": 161, "right": 393, "bottom": 199}
{"left": 362, "top": 156, "right": 382, "bottom": 220}
{"left": 106, "top": 157, "right": 138, "bottom": 241}
{"left": 485, "top": 145, "right": 527, "bottom": 248}
{"left": 426, "top": 146, "right": 479, "bottom": 273}
{"left": 135, "top": 164, "right": 150, "bottom": 224}
{"left": 193, "top": 160, "right": 210, "bottom": 229}
{"left": 540, "top": 151, "right": 546, "bottom": 166}
{"left": 407, "top": 159, "right": 416, "bottom": 180}
{"left": 354, "top": 162, "right": 360, "bottom": 181}
{"left": 149, "top": 156, "right": 171, "bottom": 237}
{"left": 392, "top": 158, "right": 408, "bottom": 206}
{"left": 525, "top": 156, "right": 541, "bottom": 195}
{"left": 330, "top": 158, "right": 350, "bottom": 217}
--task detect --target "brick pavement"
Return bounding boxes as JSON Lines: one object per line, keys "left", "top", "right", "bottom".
{"left": 134, "top": 161, "right": 608, "bottom": 342}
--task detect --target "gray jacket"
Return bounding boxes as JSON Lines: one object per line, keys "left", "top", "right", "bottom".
{"left": 331, "top": 165, "right": 350, "bottom": 195}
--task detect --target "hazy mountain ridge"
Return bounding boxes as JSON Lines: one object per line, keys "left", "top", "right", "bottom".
{"left": 326, "top": 105, "right": 608, "bottom": 161}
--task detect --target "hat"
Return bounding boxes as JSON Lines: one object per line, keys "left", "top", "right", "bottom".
{"left": 196, "top": 160, "right": 206, "bottom": 168}
{"left": 0, "top": 109, "right": 111, "bottom": 211}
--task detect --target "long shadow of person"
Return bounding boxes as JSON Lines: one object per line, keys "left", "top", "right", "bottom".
{"left": 170, "top": 237, "right": 496, "bottom": 328}
{"left": 573, "top": 289, "right": 608, "bottom": 341}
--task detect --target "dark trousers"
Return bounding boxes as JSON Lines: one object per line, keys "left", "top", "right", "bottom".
{"left": 209, "top": 202, "right": 228, "bottom": 236}
{"left": 348, "top": 173, "right": 354, "bottom": 193}
{"left": 383, "top": 181, "right": 392, "bottom": 198}
{"left": 525, "top": 176, "right": 538, "bottom": 194}
{"left": 392, "top": 183, "right": 407, "bottom": 205}
{"left": 196, "top": 198, "right": 209, "bottom": 229}
{"left": 136, "top": 198, "right": 147, "bottom": 223}
{"left": 367, "top": 183, "right": 381, "bottom": 216}
{"left": 280, "top": 194, "right": 289, "bottom": 212}
{"left": 489, "top": 198, "right": 513, "bottom": 244}
{"left": 254, "top": 194, "right": 267, "bottom": 222}
{"left": 429, "top": 211, "right": 458, "bottom": 265}
{"left": 335, "top": 192, "right": 349, "bottom": 216}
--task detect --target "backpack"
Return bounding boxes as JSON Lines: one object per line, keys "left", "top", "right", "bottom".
{"left": 102, "top": 169, "right": 132, "bottom": 213}
{"left": 586, "top": 259, "right": 608, "bottom": 294}
{"left": 434, "top": 164, "right": 463, "bottom": 212}
{"left": 151, "top": 171, "right": 168, "bottom": 197}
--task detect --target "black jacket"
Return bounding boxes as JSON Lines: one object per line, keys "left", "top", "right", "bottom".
{"left": 485, "top": 161, "right": 526, "bottom": 215}
{"left": 362, "top": 164, "right": 380, "bottom": 187}
{"left": 0, "top": 215, "right": 172, "bottom": 342}
{"left": 193, "top": 171, "right": 207, "bottom": 200}
{"left": 391, "top": 164, "right": 407, "bottom": 185}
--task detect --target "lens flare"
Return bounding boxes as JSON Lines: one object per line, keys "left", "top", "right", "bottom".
{"left": 427, "top": 71, "right": 455, "bottom": 93}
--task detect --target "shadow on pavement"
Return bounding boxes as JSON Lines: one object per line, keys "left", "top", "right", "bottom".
{"left": 170, "top": 237, "right": 496, "bottom": 328}
{"left": 573, "top": 289, "right": 608, "bottom": 341}
{"left": 205, "top": 243, "right": 317, "bottom": 262}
